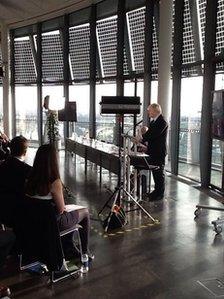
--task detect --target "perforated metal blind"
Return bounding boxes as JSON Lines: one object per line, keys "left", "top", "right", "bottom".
{"left": 198, "top": 0, "right": 206, "bottom": 51}
{"left": 69, "top": 24, "right": 90, "bottom": 80}
{"left": 152, "top": 17, "right": 159, "bottom": 79}
{"left": 182, "top": 66, "right": 202, "bottom": 77}
{"left": 127, "top": 7, "right": 158, "bottom": 78}
{"left": 216, "top": 61, "right": 224, "bottom": 73}
{"left": 14, "top": 37, "right": 36, "bottom": 84}
{"left": 123, "top": 47, "right": 129, "bottom": 75}
{"left": 216, "top": 0, "right": 224, "bottom": 56}
{"left": 127, "top": 7, "right": 145, "bottom": 73}
{"left": 97, "top": 16, "right": 117, "bottom": 77}
{"left": 182, "top": 0, "right": 196, "bottom": 64}
{"left": 42, "top": 31, "right": 63, "bottom": 81}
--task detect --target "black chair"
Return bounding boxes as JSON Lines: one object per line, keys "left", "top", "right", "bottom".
{"left": 17, "top": 197, "right": 82, "bottom": 283}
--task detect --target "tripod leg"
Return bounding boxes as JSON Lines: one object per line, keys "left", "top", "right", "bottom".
{"left": 123, "top": 188, "right": 158, "bottom": 223}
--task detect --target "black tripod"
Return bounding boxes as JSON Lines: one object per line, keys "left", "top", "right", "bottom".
{"left": 98, "top": 115, "right": 158, "bottom": 232}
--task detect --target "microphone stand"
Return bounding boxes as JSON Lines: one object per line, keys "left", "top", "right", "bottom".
{"left": 98, "top": 117, "right": 159, "bottom": 232}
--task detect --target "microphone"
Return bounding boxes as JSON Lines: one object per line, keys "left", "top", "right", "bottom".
{"left": 124, "top": 119, "right": 143, "bottom": 136}
{"left": 135, "top": 119, "right": 143, "bottom": 127}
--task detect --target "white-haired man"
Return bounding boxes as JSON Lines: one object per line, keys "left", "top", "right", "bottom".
{"left": 141, "top": 103, "right": 168, "bottom": 201}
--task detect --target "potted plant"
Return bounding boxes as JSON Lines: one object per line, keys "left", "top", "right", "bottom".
{"left": 46, "top": 110, "right": 61, "bottom": 149}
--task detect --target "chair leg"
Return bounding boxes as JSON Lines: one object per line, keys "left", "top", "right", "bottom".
{"left": 19, "top": 254, "right": 47, "bottom": 271}
{"left": 72, "top": 229, "right": 83, "bottom": 259}
{"left": 50, "top": 258, "right": 80, "bottom": 283}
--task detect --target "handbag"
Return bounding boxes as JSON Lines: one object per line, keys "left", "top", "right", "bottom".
{"left": 103, "top": 205, "right": 127, "bottom": 230}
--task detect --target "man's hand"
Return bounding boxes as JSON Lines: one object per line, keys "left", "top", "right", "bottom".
{"left": 0, "top": 131, "right": 9, "bottom": 142}
{"left": 131, "top": 136, "right": 139, "bottom": 144}
{"left": 138, "top": 143, "right": 147, "bottom": 153}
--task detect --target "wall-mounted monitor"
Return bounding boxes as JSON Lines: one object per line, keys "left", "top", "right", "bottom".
{"left": 58, "top": 102, "right": 77, "bottom": 122}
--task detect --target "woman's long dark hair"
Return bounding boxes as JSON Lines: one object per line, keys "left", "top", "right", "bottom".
{"left": 26, "top": 144, "right": 60, "bottom": 196}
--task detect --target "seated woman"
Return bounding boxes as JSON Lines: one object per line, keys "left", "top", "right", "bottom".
{"left": 25, "top": 144, "right": 92, "bottom": 258}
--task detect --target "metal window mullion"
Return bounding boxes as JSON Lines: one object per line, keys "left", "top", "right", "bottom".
{"left": 170, "top": 0, "right": 185, "bottom": 175}
{"left": 115, "top": 0, "right": 125, "bottom": 147}
{"left": 143, "top": 0, "right": 154, "bottom": 126}
{"left": 200, "top": 0, "right": 218, "bottom": 188}
{"left": 61, "top": 15, "right": 70, "bottom": 138}
{"left": 10, "top": 30, "right": 16, "bottom": 137}
{"left": 116, "top": 0, "right": 125, "bottom": 95}
{"left": 126, "top": 13, "right": 135, "bottom": 72}
{"left": 90, "top": 4, "right": 97, "bottom": 139}
{"left": 36, "top": 22, "right": 43, "bottom": 145}
{"left": 96, "top": 31, "right": 103, "bottom": 80}
{"left": 124, "top": 16, "right": 134, "bottom": 74}
{"left": 29, "top": 35, "right": 37, "bottom": 77}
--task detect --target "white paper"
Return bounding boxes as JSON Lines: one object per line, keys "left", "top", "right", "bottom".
{"left": 65, "top": 204, "right": 86, "bottom": 212}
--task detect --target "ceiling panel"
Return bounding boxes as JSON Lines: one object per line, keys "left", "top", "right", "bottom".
{"left": 0, "top": 0, "right": 92, "bottom": 26}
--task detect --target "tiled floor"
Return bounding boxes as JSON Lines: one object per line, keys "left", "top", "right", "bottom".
{"left": 1, "top": 150, "right": 224, "bottom": 298}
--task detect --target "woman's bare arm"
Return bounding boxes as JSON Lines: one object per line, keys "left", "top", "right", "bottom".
{"left": 51, "top": 179, "right": 66, "bottom": 214}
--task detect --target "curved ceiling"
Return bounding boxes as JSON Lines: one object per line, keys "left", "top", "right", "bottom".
{"left": 0, "top": 0, "right": 97, "bottom": 27}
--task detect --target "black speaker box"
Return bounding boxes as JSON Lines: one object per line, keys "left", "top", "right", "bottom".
{"left": 100, "top": 96, "right": 140, "bottom": 114}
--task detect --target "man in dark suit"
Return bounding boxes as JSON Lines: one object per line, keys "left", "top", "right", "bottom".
{"left": 0, "top": 136, "right": 32, "bottom": 227}
{"left": 142, "top": 103, "right": 168, "bottom": 201}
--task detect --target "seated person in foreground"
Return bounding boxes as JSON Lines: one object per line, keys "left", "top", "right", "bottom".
{"left": 25, "top": 144, "right": 92, "bottom": 258}
{"left": 0, "top": 136, "right": 32, "bottom": 227}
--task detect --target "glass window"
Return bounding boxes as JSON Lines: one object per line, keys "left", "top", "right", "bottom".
{"left": 211, "top": 139, "right": 223, "bottom": 188}
{"left": 178, "top": 72, "right": 203, "bottom": 181}
{"left": 211, "top": 74, "right": 224, "bottom": 189}
{"left": 151, "top": 81, "right": 158, "bottom": 103}
{"left": 123, "top": 81, "right": 144, "bottom": 134}
{"left": 137, "top": 81, "right": 144, "bottom": 121}
{"left": 96, "top": 83, "right": 116, "bottom": 143}
{"left": 123, "top": 82, "right": 135, "bottom": 134}
{"left": 69, "top": 84, "right": 89, "bottom": 137}
{"left": 215, "top": 74, "right": 224, "bottom": 90}
{"left": 15, "top": 86, "right": 38, "bottom": 145}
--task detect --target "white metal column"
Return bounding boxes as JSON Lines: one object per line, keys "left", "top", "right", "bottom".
{"left": 157, "top": 0, "right": 173, "bottom": 120}
{"left": 0, "top": 23, "right": 11, "bottom": 137}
